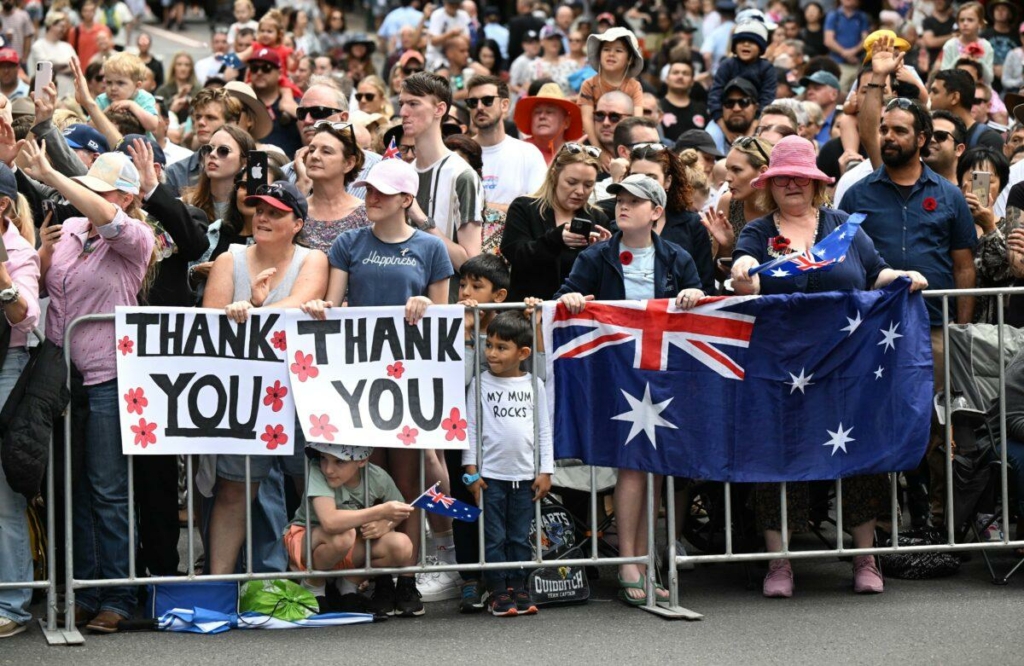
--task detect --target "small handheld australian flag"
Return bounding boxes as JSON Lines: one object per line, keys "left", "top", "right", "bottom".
{"left": 412, "top": 482, "right": 481, "bottom": 522}
{"left": 749, "top": 213, "right": 866, "bottom": 277}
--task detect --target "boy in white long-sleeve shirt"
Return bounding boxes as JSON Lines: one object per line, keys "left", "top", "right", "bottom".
{"left": 463, "top": 311, "right": 553, "bottom": 617}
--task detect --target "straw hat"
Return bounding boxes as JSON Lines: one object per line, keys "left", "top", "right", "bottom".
{"left": 513, "top": 83, "right": 584, "bottom": 141}
{"left": 586, "top": 27, "right": 644, "bottom": 80}
{"left": 223, "top": 81, "right": 272, "bottom": 141}
{"left": 750, "top": 136, "right": 834, "bottom": 188}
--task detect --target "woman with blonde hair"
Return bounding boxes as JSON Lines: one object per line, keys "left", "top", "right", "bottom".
{"left": 155, "top": 52, "right": 199, "bottom": 115}
{"left": 355, "top": 74, "right": 393, "bottom": 119}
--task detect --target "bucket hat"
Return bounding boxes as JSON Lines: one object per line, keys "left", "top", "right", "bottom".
{"left": 586, "top": 27, "right": 644, "bottom": 79}
{"left": 751, "top": 136, "right": 834, "bottom": 188}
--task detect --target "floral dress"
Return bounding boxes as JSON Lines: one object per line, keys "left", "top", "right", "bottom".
{"left": 297, "top": 204, "right": 371, "bottom": 254}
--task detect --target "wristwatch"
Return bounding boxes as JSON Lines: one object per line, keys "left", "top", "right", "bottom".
{"left": 462, "top": 472, "right": 481, "bottom": 485}
{"left": 0, "top": 284, "right": 18, "bottom": 305}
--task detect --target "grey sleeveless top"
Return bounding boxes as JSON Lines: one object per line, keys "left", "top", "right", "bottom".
{"left": 230, "top": 243, "right": 311, "bottom": 306}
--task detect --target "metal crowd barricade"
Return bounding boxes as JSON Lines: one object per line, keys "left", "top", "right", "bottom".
{"left": 51, "top": 287, "right": 1024, "bottom": 644}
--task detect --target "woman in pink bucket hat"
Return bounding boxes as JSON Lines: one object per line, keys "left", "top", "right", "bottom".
{"left": 729, "top": 135, "right": 929, "bottom": 600}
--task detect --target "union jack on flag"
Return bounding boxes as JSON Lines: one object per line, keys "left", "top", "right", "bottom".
{"left": 383, "top": 137, "right": 402, "bottom": 160}
{"left": 412, "top": 482, "right": 481, "bottom": 522}
{"left": 749, "top": 213, "right": 865, "bottom": 278}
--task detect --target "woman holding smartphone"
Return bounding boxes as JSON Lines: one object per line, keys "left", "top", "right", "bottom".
{"left": 958, "top": 147, "right": 1012, "bottom": 324}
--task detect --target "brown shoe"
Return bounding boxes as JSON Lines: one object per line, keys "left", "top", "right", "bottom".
{"left": 57, "top": 606, "right": 94, "bottom": 627}
{"left": 86, "top": 610, "right": 126, "bottom": 634}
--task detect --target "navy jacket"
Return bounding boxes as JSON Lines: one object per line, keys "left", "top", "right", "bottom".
{"left": 707, "top": 57, "right": 777, "bottom": 122}
{"left": 554, "top": 231, "right": 702, "bottom": 300}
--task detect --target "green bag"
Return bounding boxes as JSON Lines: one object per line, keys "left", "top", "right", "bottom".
{"left": 239, "top": 580, "right": 319, "bottom": 621}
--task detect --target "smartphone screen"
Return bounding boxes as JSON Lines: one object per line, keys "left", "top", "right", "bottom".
{"left": 247, "top": 150, "right": 268, "bottom": 196}
{"left": 34, "top": 61, "right": 53, "bottom": 99}
{"left": 972, "top": 171, "right": 991, "bottom": 208}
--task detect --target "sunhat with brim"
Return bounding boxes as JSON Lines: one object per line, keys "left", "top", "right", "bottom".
{"left": 344, "top": 33, "right": 377, "bottom": 55}
{"left": 1014, "top": 102, "right": 1024, "bottom": 126}
{"left": 224, "top": 81, "right": 272, "bottom": 140}
{"left": 862, "top": 29, "right": 911, "bottom": 64}
{"left": 587, "top": 27, "right": 644, "bottom": 80}
{"left": 352, "top": 158, "right": 419, "bottom": 196}
{"left": 71, "top": 152, "right": 141, "bottom": 195}
{"left": 305, "top": 442, "right": 373, "bottom": 462}
{"left": 1007, "top": 92, "right": 1024, "bottom": 124}
{"left": 750, "top": 135, "right": 834, "bottom": 189}
{"left": 513, "top": 82, "right": 584, "bottom": 140}
{"left": 987, "top": 0, "right": 1018, "bottom": 23}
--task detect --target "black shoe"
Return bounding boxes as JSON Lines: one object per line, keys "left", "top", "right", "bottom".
{"left": 513, "top": 588, "right": 537, "bottom": 615}
{"left": 490, "top": 590, "right": 516, "bottom": 617}
{"left": 369, "top": 575, "right": 396, "bottom": 616}
{"left": 459, "top": 580, "right": 484, "bottom": 614}
{"left": 393, "top": 576, "right": 425, "bottom": 617}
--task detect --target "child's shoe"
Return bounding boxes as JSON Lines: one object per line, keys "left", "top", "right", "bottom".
{"left": 489, "top": 590, "right": 517, "bottom": 617}
{"left": 459, "top": 580, "right": 484, "bottom": 614}
{"left": 369, "top": 575, "right": 396, "bottom": 616}
{"left": 513, "top": 588, "right": 537, "bottom": 615}
{"left": 393, "top": 576, "right": 425, "bottom": 617}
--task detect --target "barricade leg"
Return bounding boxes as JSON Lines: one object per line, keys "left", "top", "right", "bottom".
{"left": 56, "top": 360, "right": 84, "bottom": 645}
{"left": 41, "top": 433, "right": 82, "bottom": 645}
{"left": 641, "top": 474, "right": 702, "bottom": 620}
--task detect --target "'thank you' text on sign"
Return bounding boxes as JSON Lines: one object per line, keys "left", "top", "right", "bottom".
{"left": 115, "top": 307, "right": 296, "bottom": 456}
{"left": 283, "top": 305, "right": 468, "bottom": 450}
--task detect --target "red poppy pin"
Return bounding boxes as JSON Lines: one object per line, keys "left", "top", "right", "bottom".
{"left": 923, "top": 197, "right": 937, "bottom": 212}
{"left": 620, "top": 251, "right": 633, "bottom": 266}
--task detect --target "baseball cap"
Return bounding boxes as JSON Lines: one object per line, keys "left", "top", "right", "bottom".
{"left": 244, "top": 181, "right": 309, "bottom": 219}
{"left": 541, "top": 25, "right": 566, "bottom": 41}
{"left": 249, "top": 47, "right": 281, "bottom": 69}
{"left": 675, "top": 129, "right": 725, "bottom": 159}
{"left": 352, "top": 158, "right": 419, "bottom": 196}
{"left": 399, "top": 49, "right": 425, "bottom": 69}
{"left": 523, "top": 30, "right": 539, "bottom": 42}
{"left": 723, "top": 77, "right": 758, "bottom": 100}
{"left": 0, "top": 48, "right": 18, "bottom": 65}
{"left": 0, "top": 163, "right": 16, "bottom": 200}
{"left": 71, "top": 152, "right": 141, "bottom": 195}
{"left": 596, "top": 12, "right": 615, "bottom": 24}
{"left": 116, "top": 134, "right": 166, "bottom": 166}
{"left": 63, "top": 124, "right": 110, "bottom": 154}
{"left": 800, "top": 70, "right": 841, "bottom": 91}
{"left": 305, "top": 441, "right": 373, "bottom": 462}
{"left": 607, "top": 174, "right": 667, "bottom": 209}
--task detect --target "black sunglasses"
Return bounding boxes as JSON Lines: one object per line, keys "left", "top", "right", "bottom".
{"left": 93, "top": 75, "right": 104, "bottom": 83}
{"left": 249, "top": 63, "right": 278, "bottom": 74}
{"left": 296, "top": 105, "right": 341, "bottom": 120}
{"left": 932, "top": 129, "right": 954, "bottom": 144}
{"left": 733, "top": 136, "right": 771, "bottom": 164}
{"left": 630, "top": 143, "right": 666, "bottom": 160}
{"left": 561, "top": 142, "right": 601, "bottom": 158}
{"left": 402, "top": 66, "right": 424, "bottom": 75}
{"left": 355, "top": 92, "right": 376, "bottom": 102}
{"left": 885, "top": 97, "right": 917, "bottom": 112}
{"left": 723, "top": 97, "right": 754, "bottom": 110}
{"left": 465, "top": 95, "right": 498, "bottom": 109}
{"left": 199, "top": 144, "right": 233, "bottom": 159}
{"left": 594, "top": 111, "right": 623, "bottom": 124}
{"left": 400, "top": 143, "right": 417, "bottom": 155}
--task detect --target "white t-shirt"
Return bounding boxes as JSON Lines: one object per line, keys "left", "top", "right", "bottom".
{"left": 995, "top": 159, "right": 1024, "bottom": 218}
{"left": 833, "top": 159, "right": 875, "bottom": 208}
{"left": 162, "top": 141, "right": 193, "bottom": 167}
{"left": 425, "top": 8, "right": 470, "bottom": 62}
{"left": 464, "top": 372, "right": 554, "bottom": 481}
{"left": 415, "top": 150, "right": 483, "bottom": 241}
{"left": 621, "top": 244, "right": 656, "bottom": 300}
{"left": 27, "top": 38, "right": 77, "bottom": 97}
{"left": 480, "top": 137, "right": 547, "bottom": 206}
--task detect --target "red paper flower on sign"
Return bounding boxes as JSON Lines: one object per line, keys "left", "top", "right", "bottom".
{"left": 397, "top": 425, "right": 419, "bottom": 446}
{"left": 923, "top": 197, "right": 937, "bottom": 212}
{"left": 619, "top": 251, "right": 633, "bottom": 266}
{"left": 117, "top": 336, "right": 134, "bottom": 356}
{"left": 309, "top": 414, "right": 338, "bottom": 441}
{"left": 263, "top": 380, "right": 288, "bottom": 412}
{"left": 261, "top": 424, "right": 288, "bottom": 450}
{"left": 387, "top": 361, "right": 405, "bottom": 379}
{"left": 131, "top": 418, "right": 157, "bottom": 448}
{"left": 442, "top": 407, "right": 467, "bottom": 442}
{"left": 124, "top": 387, "right": 148, "bottom": 415}
{"left": 271, "top": 330, "right": 287, "bottom": 350}
{"left": 291, "top": 350, "right": 319, "bottom": 382}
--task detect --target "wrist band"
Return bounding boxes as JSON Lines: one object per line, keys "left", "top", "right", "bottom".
{"left": 462, "top": 472, "right": 481, "bottom": 485}
{"left": 863, "top": 83, "right": 884, "bottom": 89}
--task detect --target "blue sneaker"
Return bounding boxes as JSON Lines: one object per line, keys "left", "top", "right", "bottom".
{"left": 513, "top": 588, "right": 537, "bottom": 615}
{"left": 459, "top": 580, "right": 484, "bottom": 614}
{"left": 490, "top": 590, "right": 517, "bottom": 617}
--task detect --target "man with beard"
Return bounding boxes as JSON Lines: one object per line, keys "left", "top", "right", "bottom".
{"left": 706, "top": 77, "right": 758, "bottom": 156}
{"left": 922, "top": 110, "right": 966, "bottom": 185}
{"left": 591, "top": 91, "right": 635, "bottom": 173}
{"left": 469, "top": 75, "right": 546, "bottom": 211}
{"left": 660, "top": 59, "right": 707, "bottom": 141}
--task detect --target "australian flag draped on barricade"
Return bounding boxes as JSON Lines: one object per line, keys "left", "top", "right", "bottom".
{"left": 541, "top": 280, "right": 933, "bottom": 482}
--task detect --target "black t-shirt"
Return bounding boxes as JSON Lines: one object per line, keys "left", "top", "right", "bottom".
{"left": 507, "top": 15, "right": 545, "bottom": 62}
{"left": 800, "top": 27, "right": 827, "bottom": 58}
{"left": 660, "top": 97, "right": 709, "bottom": 141}
{"left": 921, "top": 15, "right": 955, "bottom": 66}
{"left": 817, "top": 137, "right": 866, "bottom": 183}
{"left": 1008, "top": 181, "right": 1024, "bottom": 211}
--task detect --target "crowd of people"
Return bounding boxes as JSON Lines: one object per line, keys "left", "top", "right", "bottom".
{"left": 2, "top": 0, "right": 1024, "bottom": 639}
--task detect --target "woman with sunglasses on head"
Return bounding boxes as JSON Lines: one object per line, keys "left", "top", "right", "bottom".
{"left": 730, "top": 136, "right": 927, "bottom": 599}
{"left": 202, "top": 181, "right": 328, "bottom": 577}
{"left": 501, "top": 142, "right": 611, "bottom": 302}
{"left": 702, "top": 136, "right": 773, "bottom": 283}
{"left": 297, "top": 121, "right": 369, "bottom": 254}
{"left": 597, "top": 143, "right": 715, "bottom": 294}
{"left": 301, "top": 158, "right": 453, "bottom": 615}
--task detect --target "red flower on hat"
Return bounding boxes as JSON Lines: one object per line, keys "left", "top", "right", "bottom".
{"left": 263, "top": 380, "right": 288, "bottom": 412}
{"left": 131, "top": 418, "right": 158, "bottom": 448}
{"left": 261, "top": 424, "right": 288, "bottom": 450}
{"left": 923, "top": 197, "right": 937, "bottom": 212}
{"left": 397, "top": 425, "right": 419, "bottom": 446}
{"left": 271, "top": 330, "right": 287, "bottom": 351}
{"left": 124, "top": 388, "right": 148, "bottom": 415}
{"left": 309, "top": 414, "right": 338, "bottom": 442}
{"left": 620, "top": 251, "right": 633, "bottom": 266}
{"left": 442, "top": 407, "right": 467, "bottom": 442}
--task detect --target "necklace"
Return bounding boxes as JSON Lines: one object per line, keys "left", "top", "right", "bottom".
{"left": 768, "top": 209, "right": 819, "bottom": 258}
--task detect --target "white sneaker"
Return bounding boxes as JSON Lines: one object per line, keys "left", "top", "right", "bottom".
{"left": 416, "top": 556, "right": 462, "bottom": 602}
{"left": 0, "top": 617, "right": 27, "bottom": 639}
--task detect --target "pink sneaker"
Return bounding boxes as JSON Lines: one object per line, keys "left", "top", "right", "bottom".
{"left": 852, "top": 555, "right": 884, "bottom": 594}
{"left": 762, "top": 559, "right": 793, "bottom": 598}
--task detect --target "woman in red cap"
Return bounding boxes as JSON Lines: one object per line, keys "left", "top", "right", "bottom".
{"left": 730, "top": 136, "right": 927, "bottom": 599}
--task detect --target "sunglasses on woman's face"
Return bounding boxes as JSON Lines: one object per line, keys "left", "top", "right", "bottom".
{"left": 771, "top": 175, "right": 811, "bottom": 187}
{"left": 465, "top": 95, "right": 497, "bottom": 109}
{"left": 355, "top": 92, "right": 376, "bottom": 103}
{"left": 296, "top": 105, "right": 341, "bottom": 120}
{"left": 561, "top": 142, "right": 601, "bottom": 158}
{"left": 199, "top": 144, "right": 233, "bottom": 159}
